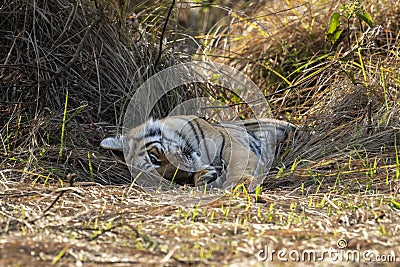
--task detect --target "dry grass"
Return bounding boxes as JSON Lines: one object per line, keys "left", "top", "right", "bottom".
{"left": 1, "top": 0, "right": 400, "bottom": 266}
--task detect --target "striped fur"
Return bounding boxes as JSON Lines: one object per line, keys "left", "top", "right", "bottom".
{"left": 100, "top": 115, "right": 296, "bottom": 188}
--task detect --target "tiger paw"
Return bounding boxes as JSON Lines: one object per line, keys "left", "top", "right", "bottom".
{"left": 193, "top": 168, "right": 218, "bottom": 186}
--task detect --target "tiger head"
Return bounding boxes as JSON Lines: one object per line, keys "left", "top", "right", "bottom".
{"left": 100, "top": 117, "right": 217, "bottom": 186}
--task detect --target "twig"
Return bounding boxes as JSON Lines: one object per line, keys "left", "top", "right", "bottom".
{"left": 154, "top": 0, "right": 176, "bottom": 69}
{"left": 41, "top": 173, "right": 76, "bottom": 215}
{"left": 86, "top": 110, "right": 102, "bottom": 145}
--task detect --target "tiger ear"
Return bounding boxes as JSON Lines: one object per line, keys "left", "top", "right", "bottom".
{"left": 100, "top": 136, "right": 124, "bottom": 151}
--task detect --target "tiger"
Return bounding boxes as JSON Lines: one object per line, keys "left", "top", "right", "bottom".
{"left": 100, "top": 115, "right": 296, "bottom": 189}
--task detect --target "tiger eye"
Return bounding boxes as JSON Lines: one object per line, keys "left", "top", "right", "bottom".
{"left": 147, "top": 150, "right": 161, "bottom": 166}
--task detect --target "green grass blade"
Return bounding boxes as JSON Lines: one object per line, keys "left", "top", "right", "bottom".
{"left": 59, "top": 90, "right": 69, "bottom": 159}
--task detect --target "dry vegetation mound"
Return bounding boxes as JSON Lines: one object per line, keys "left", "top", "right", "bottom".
{"left": 0, "top": 0, "right": 183, "bottom": 184}
{"left": 199, "top": 0, "right": 400, "bottom": 189}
